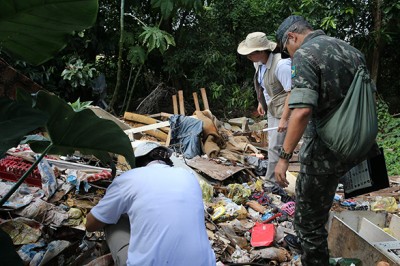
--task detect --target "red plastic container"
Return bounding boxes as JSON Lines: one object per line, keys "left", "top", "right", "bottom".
{"left": 250, "top": 222, "right": 275, "bottom": 247}
{"left": 0, "top": 156, "right": 42, "bottom": 187}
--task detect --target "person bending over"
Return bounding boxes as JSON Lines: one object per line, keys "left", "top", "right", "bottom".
{"left": 86, "top": 142, "right": 216, "bottom": 266}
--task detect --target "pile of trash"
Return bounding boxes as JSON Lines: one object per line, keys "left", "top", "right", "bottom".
{"left": 0, "top": 108, "right": 399, "bottom": 266}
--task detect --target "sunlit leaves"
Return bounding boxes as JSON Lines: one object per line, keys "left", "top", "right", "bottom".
{"left": 321, "top": 16, "right": 337, "bottom": 30}
{"left": 139, "top": 26, "right": 176, "bottom": 53}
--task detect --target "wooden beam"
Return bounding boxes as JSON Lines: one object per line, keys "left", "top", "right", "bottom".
{"left": 200, "top": 87, "right": 210, "bottom": 110}
{"left": 124, "top": 112, "right": 169, "bottom": 133}
{"left": 193, "top": 92, "right": 200, "bottom": 111}
{"left": 178, "top": 90, "right": 185, "bottom": 115}
{"left": 172, "top": 95, "right": 178, "bottom": 114}
{"left": 124, "top": 121, "right": 170, "bottom": 134}
{"left": 147, "top": 112, "right": 173, "bottom": 119}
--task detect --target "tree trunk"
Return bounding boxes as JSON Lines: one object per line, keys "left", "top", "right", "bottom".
{"left": 108, "top": 0, "right": 125, "bottom": 113}
{"left": 125, "top": 64, "right": 143, "bottom": 113}
{"left": 371, "top": 0, "right": 382, "bottom": 83}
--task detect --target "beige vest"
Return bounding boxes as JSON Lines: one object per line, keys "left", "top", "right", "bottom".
{"left": 254, "top": 53, "right": 287, "bottom": 118}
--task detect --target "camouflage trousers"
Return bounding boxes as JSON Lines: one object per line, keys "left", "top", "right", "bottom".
{"left": 294, "top": 172, "right": 341, "bottom": 266}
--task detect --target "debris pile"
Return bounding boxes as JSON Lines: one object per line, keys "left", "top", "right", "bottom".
{"left": 1, "top": 106, "right": 399, "bottom": 266}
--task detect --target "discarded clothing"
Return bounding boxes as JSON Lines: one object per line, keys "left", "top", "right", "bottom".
{"left": 169, "top": 115, "right": 203, "bottom": 159}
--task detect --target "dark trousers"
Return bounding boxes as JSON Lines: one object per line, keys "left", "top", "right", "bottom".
{"left": 294, "top": 172, "right": 341, "bottom": 266}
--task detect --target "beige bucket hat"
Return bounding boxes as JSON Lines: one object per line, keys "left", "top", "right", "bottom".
{"left": 237, "top": 32, "right": 277, "bottom": 55}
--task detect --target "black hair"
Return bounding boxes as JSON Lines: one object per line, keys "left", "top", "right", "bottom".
{"left": 135, "top": 147, "right": 173, "bottom": 167}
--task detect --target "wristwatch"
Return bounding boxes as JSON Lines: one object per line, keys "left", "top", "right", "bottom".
{"left": 279, "top": 147, "right": 293, "bottom": 160}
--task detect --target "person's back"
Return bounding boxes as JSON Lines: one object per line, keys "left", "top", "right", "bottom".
{"left": 290, "top": 29, "right": 369, "bottom": 175}
{"left": 86, "top": 142, "right": 216, "bottom": 266}
{"left": 117, "top": 164, "right": 215, "bottom": 266}
{"left": 293, "top": 30, "right": 366, "bottom": 119}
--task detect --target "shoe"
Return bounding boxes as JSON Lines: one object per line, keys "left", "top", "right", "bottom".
{"left": 283, "top": 233, "right": 303, "bottom": 254}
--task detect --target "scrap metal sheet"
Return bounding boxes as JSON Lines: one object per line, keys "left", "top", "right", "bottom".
{"left": 186, "top": 156, "right": 246, "bottom": 181}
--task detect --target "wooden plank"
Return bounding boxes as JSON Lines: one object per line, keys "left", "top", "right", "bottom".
{"left": 124, "top": 121, "right": 170, "bottom": 134}
{"left": 178, "top": 90, "right": 185, "bottom": 115}
{"left": 172, "top": 95, "right": 178, "bottom": 114}
{"left": 200, "top": 87, "right": 210, "bottom": 110}
{"left": 147, "top": 112, "right": 173, "bottom": 119}
{"left": 193, "top": 92, "right": 200, "bottom": 111}
{"left": 124, "top": 112, "right": 169, "bottom": 133}
{"left": 165, "top": 129, "right": 172, "bottom": 147}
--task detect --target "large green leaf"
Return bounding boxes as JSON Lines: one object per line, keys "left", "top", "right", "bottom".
{"left": 22, "top": 90, "right": 135, "bottom": 168}
{"left": 0, "top": 97, "right": 48, "bottom": 156}
{"left": 0, "top": 0, "right": 98, "bottom": 65}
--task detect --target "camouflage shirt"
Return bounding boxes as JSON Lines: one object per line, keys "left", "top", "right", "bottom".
{"left": 289, "top": 30, "right": 367, "bottom": 175}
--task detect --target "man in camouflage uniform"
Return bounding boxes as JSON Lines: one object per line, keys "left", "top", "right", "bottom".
{"left": 274, "top": 15, "right": 371, "bottom": 265}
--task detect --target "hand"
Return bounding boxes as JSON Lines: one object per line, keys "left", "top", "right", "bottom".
{"left": 257, "top": 103, "right": 265, "bottom": 116}
{"left": 277, "top": 118, "right": 288, "bottom": 133}
{"left": 275, "top": 159, "right": 290, "bottom": 187}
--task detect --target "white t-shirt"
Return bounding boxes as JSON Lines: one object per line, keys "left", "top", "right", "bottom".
{"left": 257, "top": 54, "right": 292, "bottom": 104}
{"left": 90, "top": 163, "right": 216, "bottom": 266}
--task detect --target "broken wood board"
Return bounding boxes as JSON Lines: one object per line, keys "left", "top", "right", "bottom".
{"left": 185, "top": 156, "right": 247, "bottom": 181}
{"left": 124, "top": 112, "right": 169, "bottom": 133}
{"left": 328, "top": 216, "right": 398, "bottom": 265}
{"left": 124, "top": 121, "right": 170, "bottom": 134}
{"left": 124, "top": 121, "right": 169, "bottom": 141}
{"left": 147, "top": 112, "right": 173, "bottom": 119}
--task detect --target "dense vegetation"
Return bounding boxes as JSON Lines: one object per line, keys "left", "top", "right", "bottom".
{"left": 1, "top": 0, "right": 399, "bottom": 175}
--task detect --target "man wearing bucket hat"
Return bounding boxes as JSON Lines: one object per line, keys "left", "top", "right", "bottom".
{"left": 274, "top": 15, "right": 371, "bottom": 265}
{"left": 86, "top": 142, "right": 216, "bottom": 266}
{"left": 237, "top": 32, "right": 292, "bottom": 185}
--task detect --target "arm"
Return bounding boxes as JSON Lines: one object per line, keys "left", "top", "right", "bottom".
{"left": 85, "top": 178, "right": 126, "bottom": 232}
{"left": 275, "top": 107, "right": 312, "bottom": 187}
{"left": 257, "top": 102, "right": 265, "bottom": 116}
{"left": 86, "top": 212, "right": 107, "bottom": 232}
{"left": 275, "top": 59, "right": 292, "bottom": 132}
{"left": 278, "top": 92, "right": 291, "bottom": 132}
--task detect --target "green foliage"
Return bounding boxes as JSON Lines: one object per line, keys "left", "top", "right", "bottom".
{"left": 377, "top": 98, "right": 400, "bottom": 176}
{"left": 127, "top": 46, "right": 147, "bottom": 65}
{"left": 68, "top": 98, "right": 93, "bottom": 112}
{"left": 139, "top": 26, "right": 176, "bottom": 54}
{"left": 61, "top": 57, "right": 97, "bottom": 89}
{"left": 227, "top": 84, "right": 255, "bottom": 114}
{"left": 13, "top": 61, "right": 56, "bottom": 85}
{"left": 0, "top": 0, "right": 98, "bottom": 65}
{"left": 151, "top": 0, "right": 203, "bottom": 19}
{"left": 209, "top": 82, "right": 255, "bottom": 117}
{"left": 0, "top": 97, "right": 48, "bottom": 156}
